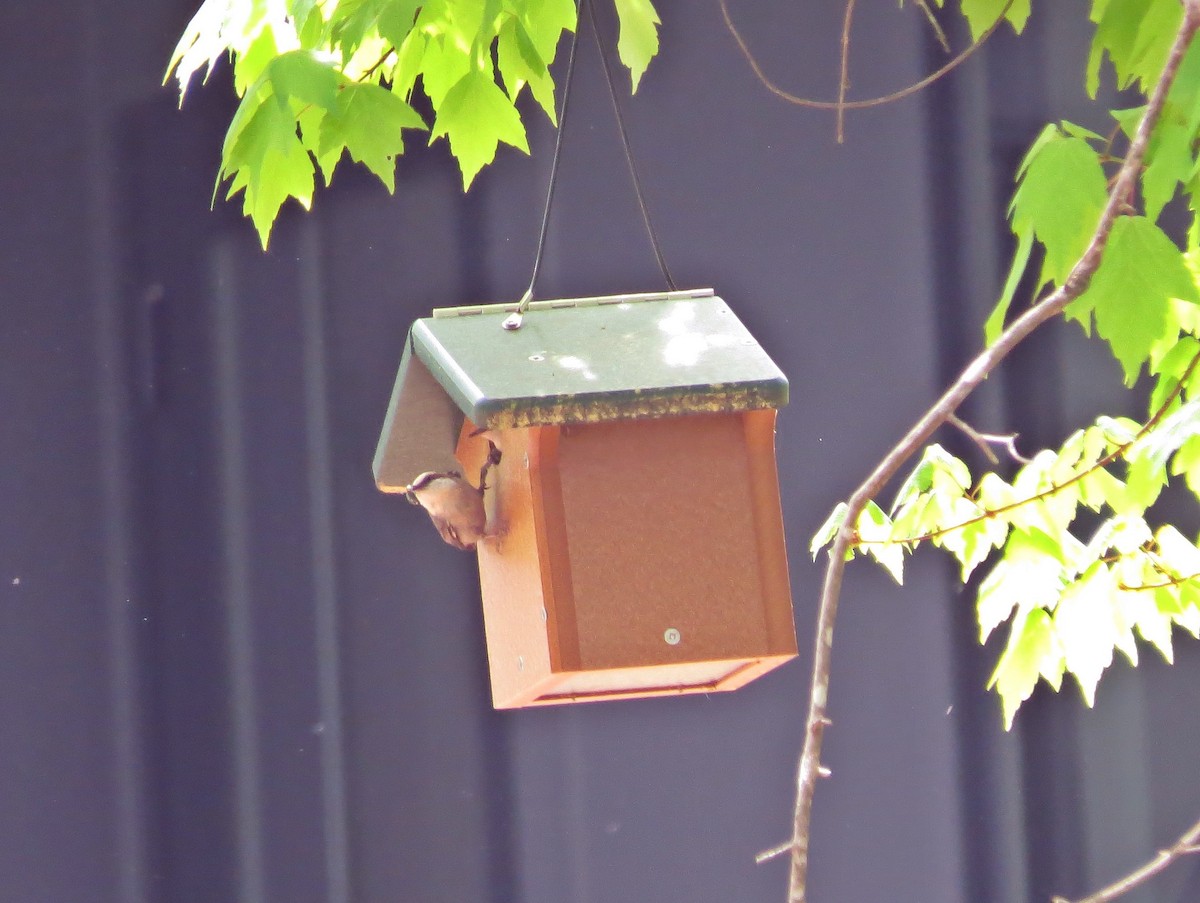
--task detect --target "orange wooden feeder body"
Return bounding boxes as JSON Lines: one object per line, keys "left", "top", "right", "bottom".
{"left": 374, "top": 289, "right": 796, "bottom": 708}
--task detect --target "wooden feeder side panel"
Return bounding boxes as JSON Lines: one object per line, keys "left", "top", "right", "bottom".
{"left": 457, "top": 424, "right": 555, "bottom": 708}
{"left": 742, "top": 409, "right": 797, "bottom": 655}
{"left": 525, "top": 426, "right": 582, "bottom": 672}
{"left": 555, "top": 413, "right": 776, "bottom": 670}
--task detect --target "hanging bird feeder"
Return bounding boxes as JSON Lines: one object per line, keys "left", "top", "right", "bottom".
{"left": 374, "top": 288, "right": 796, "bottom": 708}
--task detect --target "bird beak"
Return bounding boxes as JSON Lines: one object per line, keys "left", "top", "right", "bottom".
{"left": 403, "top": 486, "right": 420, "bottom": 505}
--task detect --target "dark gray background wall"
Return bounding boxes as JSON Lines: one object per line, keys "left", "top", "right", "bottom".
{"left": 2, "top": 2, "right": 1198, "bottom": 902}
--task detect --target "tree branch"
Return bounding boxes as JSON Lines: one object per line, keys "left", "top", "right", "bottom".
{"left": 1051, "top": 813, "right": 1200, "bottom": 903}
{"left": 946, "top": 412, "right": 1028, "bottom": 464}
{"left": 718, "top": 0, "right": 1014, "bottom": 114}
{"left": 913, "top": 0, "right": 951, "bottom": 53}
{"left": 777, "top": 4, "right": 1200, "bottom": 901}
{"left": 836, "top": 0, "right": 858, "bottom": 143}
{"left": 852, "top": 347, "right": 1200, "bottom": 549}
{"left": 1120, "top": 567, "right": 1200, "bottom": 591}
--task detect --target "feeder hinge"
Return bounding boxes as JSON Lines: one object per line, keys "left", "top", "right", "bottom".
{"left": 431, "top": 287, "right": 715, "bottom": 321}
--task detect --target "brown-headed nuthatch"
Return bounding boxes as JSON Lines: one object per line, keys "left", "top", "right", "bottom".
{"left": 404, "top": 442, "right": 502, "bottom": 551}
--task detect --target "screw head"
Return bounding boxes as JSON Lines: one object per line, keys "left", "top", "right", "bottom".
{"left": 663, "top": 628, "right": 681, "bottom": 646}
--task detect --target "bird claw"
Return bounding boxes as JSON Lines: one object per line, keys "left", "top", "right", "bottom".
{"left": 477, "top": 441, "right": 502, "bottom": 492}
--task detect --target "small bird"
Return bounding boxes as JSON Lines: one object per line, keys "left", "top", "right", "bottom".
{"left": 404, "top": 442, "right": 502, "bottom": 551}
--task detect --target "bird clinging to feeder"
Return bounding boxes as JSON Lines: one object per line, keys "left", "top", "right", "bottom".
{"left": 404, "top": 442, "right": 502, "bottom": 550}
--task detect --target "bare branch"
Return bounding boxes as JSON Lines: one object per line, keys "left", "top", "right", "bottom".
{"left": 756, "top": 840, "right": 794, "bottom": 864}
{"left": 1052, "top": 813, "right": 1200, "bottom": 903}
{"left": 718, "top": 0, "right": 1015, "bottom": 113}
{"left": 913, "top": 0, "right": 951, "bottom": 53}
{"left": 946, "top": 412, "right": 1028, "bottom": 464}
{"left": 836, "top": 0, "right": 858, "bottom": 144}
{"left": 779, "top": 3, "right": 1200, "bottom": 900}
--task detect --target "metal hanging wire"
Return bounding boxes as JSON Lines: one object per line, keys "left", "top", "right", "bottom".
{"left": 504, "top": 0, "right": 676, "bottom": 330}
{"left": 585, "top": 0, "right": 676, "bottom": 293}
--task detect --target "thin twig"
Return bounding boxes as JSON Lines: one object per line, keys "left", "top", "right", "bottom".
{"left": 756, "top": 839, "right": 794, "bottom": 864}
{"left": 1052, "top": 814, "right": 1200, "bottom": 903}
{"left": 360, "top": 45, "right": 396, "bottom": 80}
{"left": 946, "top": 412, "right": 1028, "bottom": 465}
{"left": 836, "top": 0, "right": 858, "bottom": 143}
{"left": 1120, "top": 570, "right": 1200, "bottom": 591}
{"left": 777, "top": 4, "right": 1200, "bottom": 901}
{"left": 718, "top": 0, "right": 1015, "bottom": 112}
{"left": 913, "top": 0, "right": 951, "bottom": 53}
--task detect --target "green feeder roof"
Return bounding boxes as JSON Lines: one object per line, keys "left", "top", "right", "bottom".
{"left": 373, "top": 288, "right": 788, "bottom": 490}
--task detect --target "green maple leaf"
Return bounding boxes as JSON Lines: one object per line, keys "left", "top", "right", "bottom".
{"left": 290, "top": 0, "right": 321, "bottom": 30}
{"left": 234, "top": 27, "right": 281, "bottom": 97}
{"left": 327, "top": 0, "right": 423, "bottom": 64}
{"left": 1138, "top": 44, "right": 1200, "bottom": 217}
{"left": 419, "top": 34, "right": 473, "bottom": 107}
{"left": 332, "top": 0, "right": 388, "bottom": 61}
{"left": 940, "top": 500, "right": 1008, "bottom": 581}
{"left": 431, "top": 69, "right": 529, "bottom": 189}
{"left": 613, "top": 0, "right": 660, "bottom": 92}
{"left": 1111, "top": 104, "right": 1200, "bottom": 222}
{"left": 989, "top": 608, "right": 1063, "bottom": 730}
{"left": 269, "top": 50, "right": 342, "bottom": 109}
{"left": 167, "top": 0, "right": 250, "bottom": 101}
{"left": 1053, "top": 565, "right": 1122, "bottom": 706}
{"left": 1125, "top": 0, "right": 1183, "bottom": 88}
{"left": 987, "top": 125, "right": 1108, "bottom": 343}
{"left": 1012, "top": 128, "right": 1108, "bottom": 287}
{"left": 1087, "top": 0, "right": 1182, "bottom": 95}
{"left": 1088, "top": 0, "right": 1148, "bottom": 95}
{"left": 318, "top": 82, "right": 427, "bottom": 189}
{"left": 984, "top": 228, "right": 1033, "bottom": 345}
{"left": 221, "top": 96, "right": 315, "bottom": 248}
{"left": 810, "top": 502, "right": 848, "bottom": 558}
{"left": 522, "top": 0, "right": 577, "bottom": 60}
{"left": 859, "top": 500, "right": 903, "bottom": 584}
{"left": 1067, "top": 216, "right": 1200, "bottom": 384}
{"left": 375, "top": 0, "right": 423, "bottom": 47}
{"left": 959, "top": 0, "right": 1031, "bottom": 40}
{"left": 390, "top": 27, "right": 428, "bottom": 99}
{"left": 977, "top": 528, "right": 1067, "bottom": 644}
{"left": 1140, "top": 108, "right": 1197, "bottom": 220}
{"left": 498, "top": 16, "right": 557, "bottom": 123}
{"left": 1121, "top": 586, "right": 1175, "bottom": 664}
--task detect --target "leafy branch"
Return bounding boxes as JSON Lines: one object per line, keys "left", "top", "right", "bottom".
{"left": 776, "top": 3, "right": 1200, "bottom": 902}
{"left": 831, "top": 345, "right": 1200, "bottom": 551}
{"left": 166, "top": 0, "right": 662, "bottom": 247}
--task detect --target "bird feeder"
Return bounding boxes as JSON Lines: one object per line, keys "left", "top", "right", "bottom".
{"left": 373, "top": 288, "right": 796, "bottom": 708}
